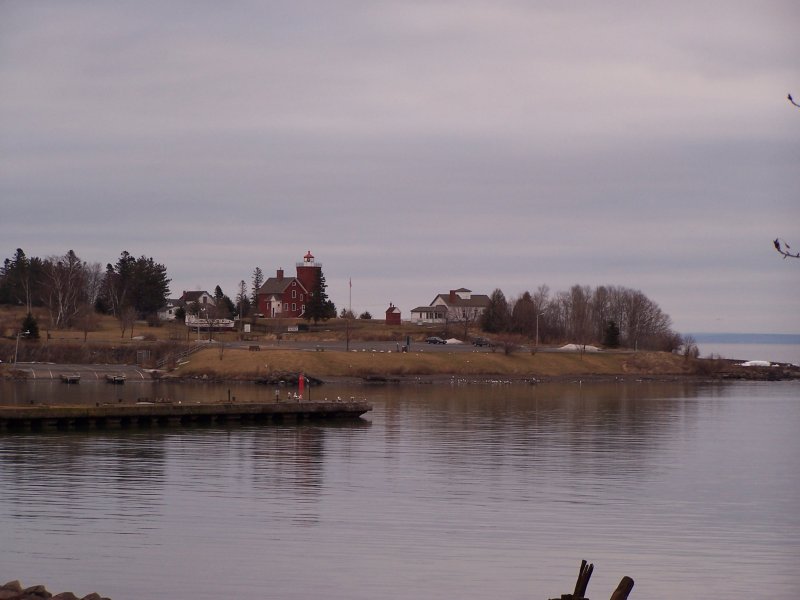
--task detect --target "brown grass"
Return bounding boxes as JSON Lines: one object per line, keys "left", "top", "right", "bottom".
{"left": 171, "top": 347, "right": 693, "bottom": 380}
{"left": 0, "top": 306, "right": 445, "bottom": 344}
{"left": 1, "top": 306, "right": 698, "bottom": 381}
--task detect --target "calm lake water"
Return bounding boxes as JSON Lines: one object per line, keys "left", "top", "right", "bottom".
{"left": 1, "top": 380, "right": 798, "bottom": 600}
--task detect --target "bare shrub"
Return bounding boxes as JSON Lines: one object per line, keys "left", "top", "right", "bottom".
{"left": 494, "top": 334, "right": 523, "bottom": 355}
{"left": 680, "top": 335, "right": 700, "bottom": 360}
{"left": 691, "top": 354, "right": 726, "bottom": 376}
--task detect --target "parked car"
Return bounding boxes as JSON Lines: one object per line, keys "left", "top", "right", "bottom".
{"left": 425, "top": 336, "right": 447, "bottom": 344}
{"left": 472, "top": 337, "right": 492, "bottom": 347}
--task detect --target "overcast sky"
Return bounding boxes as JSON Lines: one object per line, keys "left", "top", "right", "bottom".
{"left": 1, "top": 1, "right": 798, "bottom": 333}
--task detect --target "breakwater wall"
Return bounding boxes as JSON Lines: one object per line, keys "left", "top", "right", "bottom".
{"left": 0, "top": 400, "right": 372, "bottom": 431}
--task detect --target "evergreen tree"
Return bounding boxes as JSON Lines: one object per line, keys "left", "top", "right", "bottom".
{"left": 97, "top": 252, "right": 170, "bottom": 319}
{"left": 0, "top": 249, "right": 43, "bottom": 311}
{"left": 130, "top": 255, "right": 171, "bottom": 317}
{"left": 480, "top": 288, "right": 510, "bottom": 333}
{"left": 510, "top": 291, "right": 536, "bottom": 336}
{"left": 211, "top": 285, "right": 235, "bottom": 318}
{"left": 235, "top": 280, "right": 250, "bottom": 318}
{"left": 21, "top": 312, "right": 40, "bottom": 340}
{"left": 251, "top": 267, "right": 264, "bottom": 307}
{"left": 222, "top": 295, "right": 236, "bottom": 318}
{"left": 603, "top": 320, "right": 620, "bottom": 348}
{"left": 304, "top": 269, "right": 335, "bottom": 323}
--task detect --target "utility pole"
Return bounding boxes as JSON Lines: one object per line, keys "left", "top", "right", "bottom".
{"left": 14, "top": 330, "right": 30, "bottom": 365}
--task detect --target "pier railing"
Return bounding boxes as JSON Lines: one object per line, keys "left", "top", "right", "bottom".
{"left": 155, "top": 343, "right": 205, "bottom": 369}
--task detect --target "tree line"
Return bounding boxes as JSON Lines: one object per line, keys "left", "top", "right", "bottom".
{"left": 1, "top": 248, "right": 170, "bottom": 334}
{"left": 2, "top": 248, "right": 678, "bottom": 350}
{"left": 1, "top": 247, "right": 338, "bottom": 335}
{"left": 479, "top": 284, "right": 681, "bottom": 351}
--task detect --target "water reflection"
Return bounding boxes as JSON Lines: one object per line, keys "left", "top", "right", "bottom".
{"left": 374, "top": 381, "right": 705, "bottom": 486}
{"left": 1, "top": 430, "right": 166, "bottom": 547}
{"left": 1, "top": 381, "right": 797, "bottom": 600}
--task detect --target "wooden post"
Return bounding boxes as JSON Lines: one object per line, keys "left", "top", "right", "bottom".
{"left": 549, "top": 561, "right": 634, "bottom": 600}
{"left": 609, "top": 576, "right": 634, "bottom": 600}
{"left": 573, "top": 560, "right": 594, "bottom": 598}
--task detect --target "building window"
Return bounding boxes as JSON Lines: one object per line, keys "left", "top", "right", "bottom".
{"left": 292, "top": 303, "right": 296, "bottom": 312}
{"left": 283, "top": 303, "right": 288, "bottom": 311}
{"left": 292, "top": 290, "right": 296, "bottom": 299}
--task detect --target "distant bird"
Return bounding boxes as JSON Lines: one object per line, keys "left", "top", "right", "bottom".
{"left": 789, "top": 93, "right": 800, "bottom": 108}
{"left": 774, "top": 238, "right": 781, "bottom": 251}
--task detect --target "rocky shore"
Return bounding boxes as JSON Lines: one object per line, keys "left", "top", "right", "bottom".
{"left": 0, "top": 581, "right": 110, "bottom": 600}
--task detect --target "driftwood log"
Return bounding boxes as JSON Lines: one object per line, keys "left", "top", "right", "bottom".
{"left": 549, "top": 560, "right": 634, "bottom": 600}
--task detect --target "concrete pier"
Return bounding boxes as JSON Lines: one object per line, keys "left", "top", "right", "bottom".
{"left": 0, "top": 400, "right": 372, "bottom": 430}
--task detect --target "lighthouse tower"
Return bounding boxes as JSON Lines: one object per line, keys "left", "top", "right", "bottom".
{"left": 296, "top": 250, "right": 321, "bottom": 294}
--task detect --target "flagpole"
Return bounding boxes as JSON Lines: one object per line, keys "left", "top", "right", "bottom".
{"left": 346, "top": 277, "right": 352, "bottom": 352}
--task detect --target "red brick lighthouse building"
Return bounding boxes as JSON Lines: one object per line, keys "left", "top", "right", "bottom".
{"left": 295, "top": 250, "right": 321, "bottom": 294}
{"left": 256, "top": 251, "right": 322, "bottom": 318}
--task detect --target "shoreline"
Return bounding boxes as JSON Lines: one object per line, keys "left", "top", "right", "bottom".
{"left": 3, "top": 348, "right": 799, "bottom": 385}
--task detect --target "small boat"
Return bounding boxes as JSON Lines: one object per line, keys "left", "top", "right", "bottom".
{"left": 106, "top": 373, "right": 127, "bottom": 384}
{"left": 60, "top": 373, "right": 81, "bottom": 384}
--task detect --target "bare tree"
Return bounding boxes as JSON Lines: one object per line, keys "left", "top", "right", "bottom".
{"left": 40, "top": 250, "right": 88, "bottom": 329}
{"left": 680, "top": 334, "right": 700, "bottom": 360}
{"left": 567, "top": 284, "right": 593, "bottom": 352}
{"left": 84, "top": 261, "right": 104, "bottom": 307}
{"left": 76, "top": 302, "right": 100, "bottom": 342}
{"left": 591, "top": 285, "right": 611, "bottom": 341}
{"left": 773, "top": 238, "right": 799, "bottom": 259}
{"left": 494, "top": 333, "right": 522, "bottom": 355}
{"left": 120, "top": 305, "right": 137, "bottom": 338}
{"left": 448, "top": 305, "right": 482, "bottom": 340}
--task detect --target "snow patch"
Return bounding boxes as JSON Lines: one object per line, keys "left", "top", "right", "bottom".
{"left": 738, "top": 360, "right": 772, "bottom": 367}
{"left": 557, "top": 344, "right": 600, "bottom": 352}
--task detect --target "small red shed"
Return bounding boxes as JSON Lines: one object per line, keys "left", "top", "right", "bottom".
{"left": 385, "top": 303, "right": 401, "bottom": 325}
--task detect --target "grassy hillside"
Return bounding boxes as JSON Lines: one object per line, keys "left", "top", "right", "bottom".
{"left": 7, "top": 306, "right": 789, "bottom": 382}
{"left": 170, "top": 346, "right": 693, "bottom": 381}
{"left": 0, "top": 306, "right": 458, "bottom": 344}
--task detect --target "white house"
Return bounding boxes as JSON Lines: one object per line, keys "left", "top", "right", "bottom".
{"left": 410, "top": 305, "right": 448, "bottom": 324}
{"left": 180, "top": 290, "right": 215, "bottom": 307}
{"left": 411, "top": 288, "right": 491, "bottom": 325}
{"left": 157, "top": 299, "right": 184, "bottom": 321}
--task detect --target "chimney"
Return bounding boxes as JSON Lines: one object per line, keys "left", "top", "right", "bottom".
{"left": 277, "top": 268, "right": 284, "bottom": 281}
{"left": 449, "top": 290, "right": 456, "bottom": 303}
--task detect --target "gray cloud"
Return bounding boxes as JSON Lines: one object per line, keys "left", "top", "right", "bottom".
{"left": 1, "top": 0, "right": 798, "bottom": 332}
